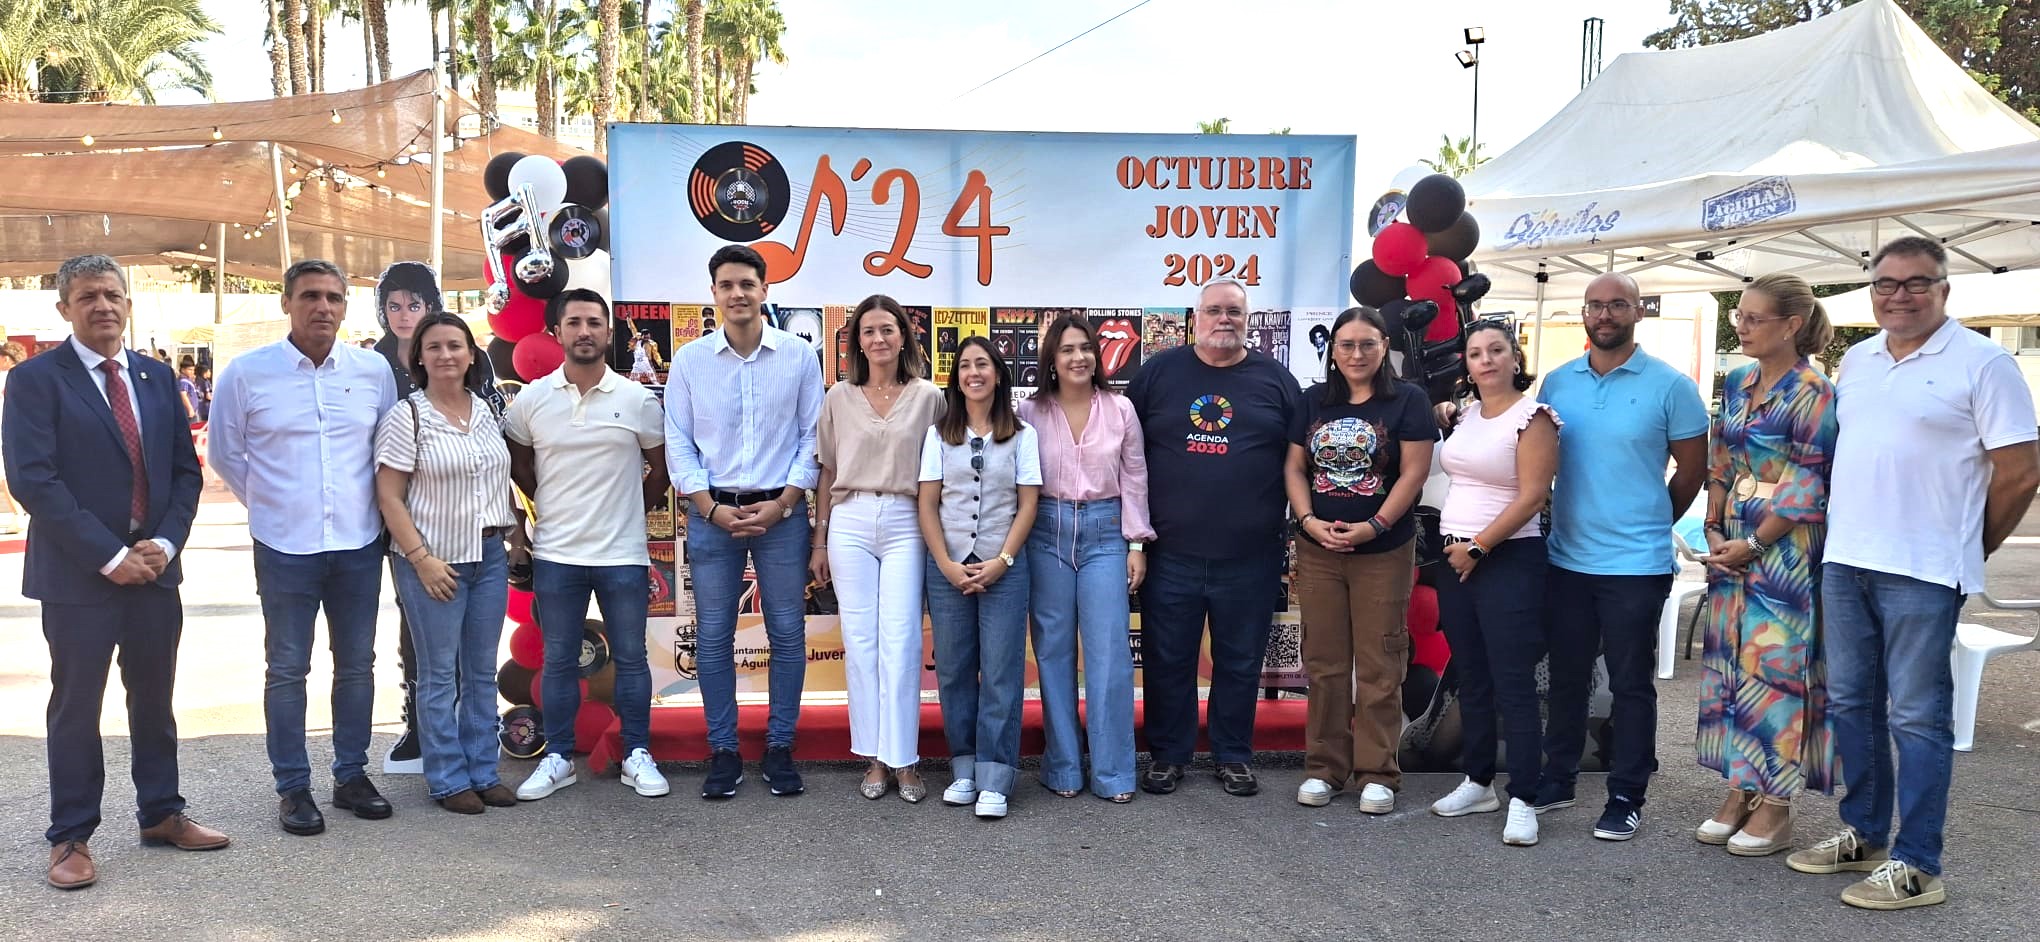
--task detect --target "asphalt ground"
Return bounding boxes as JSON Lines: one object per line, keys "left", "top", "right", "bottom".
{"left": 0, "top": 489, "right": 2034, "bottom": 941}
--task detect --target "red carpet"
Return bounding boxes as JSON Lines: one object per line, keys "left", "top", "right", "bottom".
{"left": 586, "top": 698, "right": 1309, "bottom": 773}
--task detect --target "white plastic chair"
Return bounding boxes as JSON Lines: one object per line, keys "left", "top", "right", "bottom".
{"left": 1659, "top": 514, "right": 1711, "bottom": 679}
{"left": 1951, "top": 591, "right": 2040, "bottom": 752}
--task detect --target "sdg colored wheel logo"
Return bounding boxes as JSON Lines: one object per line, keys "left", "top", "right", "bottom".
{"left": 1189, "top": 394, "right": 1233, "bottom": 432}
{"left": 689, "top": 140, "right": 790, "bottom": 241}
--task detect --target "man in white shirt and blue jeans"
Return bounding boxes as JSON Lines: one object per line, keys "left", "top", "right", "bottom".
{"left": 506, "top": 288, "right": 673, "bottom": 801}
{"left": 1787, "top": 237, "right": 2039, "bottom": 910}
{"left": 210, "top": 259, "right": 399, "bottom": 836}
{"left": 664, "top": 245, "right": 824, "bottom": 799}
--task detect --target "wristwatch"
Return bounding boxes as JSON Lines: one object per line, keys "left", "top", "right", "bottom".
{"left": 1465, "top": 541, "right": 1488, "bottom": 561}
{"left": 1745, "top": 534, "right": 1770, "bottom": 554}
{"left": 778, "top": 498, "right": 795, "bottom": 519}
{"left": 997, "top": 552, "right": 1016, "bottom": 567}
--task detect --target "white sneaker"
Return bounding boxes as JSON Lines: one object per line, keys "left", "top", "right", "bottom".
{"left": 1296, "top": 778, "right": 1337, "bottom": 807}
{"left": 973, "top": 791, "right": 1008, "bottom": 819}
{"left": 516, "top": 753, "right": 576, "bottom": 801}
{"left": 1358, "top": 782, "right": 1396, "bottom": 815}
{"left": 1503, "top": 798, "right": 1540, "bottom": 846}
{"left": 620, "top": 748, "right": 670, "bottom": 797}
{"left": 1430, "top": 777, "right": 1502, "bottom": 817}
{"left": 943, "top": 778, "right": 978, "bottom": 806}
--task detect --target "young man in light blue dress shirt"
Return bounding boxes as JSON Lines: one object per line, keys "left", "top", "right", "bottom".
{"left": 665, "top": 244, "right": 824, "bottom": 799}
{"left": 1534, "top": 272, "right": 1709, "bottom": 842}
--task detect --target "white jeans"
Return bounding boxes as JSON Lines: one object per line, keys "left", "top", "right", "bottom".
{"left": 828, "top": 493, "right": 926, "bottom": 768}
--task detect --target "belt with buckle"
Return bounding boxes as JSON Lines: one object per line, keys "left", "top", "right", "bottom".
{"left": 482, "top": 525, "right": 512, "bottom": 538}
{"left": 711, "top": 488, "right": 781, "bottom": 506}
{"left": 1732, "top": 477, "right": 1779, "bottom": 501}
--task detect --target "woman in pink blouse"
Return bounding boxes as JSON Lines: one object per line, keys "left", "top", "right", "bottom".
{"left": 1015, "top": 315, "right": 1154, "bottom": 803}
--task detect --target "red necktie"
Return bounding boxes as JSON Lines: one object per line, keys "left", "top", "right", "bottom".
{"left": 99, "top": 359, "right": 148, "bottom": 526}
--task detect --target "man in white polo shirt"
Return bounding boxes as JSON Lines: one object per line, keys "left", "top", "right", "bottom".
{"left": 505, "top": 288, "right": 673, "bottom": 801}
{"left": 1787, "top": 237, "right": 2039, "bottom": 910}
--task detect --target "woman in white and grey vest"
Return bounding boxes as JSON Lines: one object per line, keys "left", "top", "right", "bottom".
{"left": 916, "top": 337, "right": 1041, "bottom": 819}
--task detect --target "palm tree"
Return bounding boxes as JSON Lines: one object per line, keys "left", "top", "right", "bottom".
{"left": 1196, "top": 117, "right": 1230, "bottom": 134}
{"left": 0, "top": 0, "right": 220, "bottom": 103}
{"left": 284, "top": 0, "right": 309, "bottom": 93}
{"left": 494, "top": 0, "right": 591, "bottom": 138}
{"left": 0, "top": 0, "right": 65, "bottom": 100}
{"left": 683, "top": 0, "right": 703, "bottom": 121}
{"left": 1420, "top": 134, "right": 1488, "bottom": 178}
{"left": 474, "top": 0, "right": 497, "bottom": 123}
{"left": 595, "top": 0, "right": 619, "bottom": 152}
{"left": 709, "top": 0, "right": 783, "bottom": 124}
{"left": 264, "top": 0, "right": 288, "bottom": 95}
{"left": 366, "top": 0, "right": 389, "bottom": 82}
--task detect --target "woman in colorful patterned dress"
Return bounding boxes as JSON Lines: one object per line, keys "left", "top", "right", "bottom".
{"left": 1694, "top": 272, "right": 1839, "bottom": 856}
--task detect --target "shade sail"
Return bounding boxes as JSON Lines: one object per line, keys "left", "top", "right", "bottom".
{"left": 1825, "top": 269, "right": 2040, "bottom": 328}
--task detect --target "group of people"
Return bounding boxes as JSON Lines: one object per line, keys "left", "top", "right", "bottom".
{"left": 6, "top": 236, "right": 2032, "bottom": 913}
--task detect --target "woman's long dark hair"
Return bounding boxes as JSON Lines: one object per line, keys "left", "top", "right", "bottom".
{"left": 406, "top": 312, "right": 491, "bottom": 394}
{"left": 1456, "top": 319, "right": 1535, "bottom": 400}
{"left": 936, "top": 336, "right": 1020, "bottom": 445}
{"left": 1321, "top": 306, "right": 1399, "bottom": 406}
{"left": 1030, "top": 314, "right": 1110, "bottom": 401}
{"left": 846, "top": 294, "right": 925, "bottom": 386}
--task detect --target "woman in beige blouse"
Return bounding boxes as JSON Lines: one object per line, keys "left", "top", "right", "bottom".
{"left": 813, "top": 294, "right": 945, "bottom": 802}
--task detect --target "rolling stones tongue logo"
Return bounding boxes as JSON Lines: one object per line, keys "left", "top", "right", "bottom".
{"left": 1095, "top": 318, "right": 1139, "bottom": 376}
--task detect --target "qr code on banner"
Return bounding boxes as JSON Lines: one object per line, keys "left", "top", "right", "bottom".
{"left": 1263, "top": 619, "right": 1303, "bottom": 673}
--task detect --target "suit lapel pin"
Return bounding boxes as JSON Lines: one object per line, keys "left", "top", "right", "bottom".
{"left": 138, "top": 371, "right": 148, "bottom": 380}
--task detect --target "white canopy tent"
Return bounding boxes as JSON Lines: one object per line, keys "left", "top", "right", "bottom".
{"left": 1461, "top": 0, "right": 2040, "bottom": 313}
{"left": 1825, "top": 268, "right": 2040, "bottom": 328}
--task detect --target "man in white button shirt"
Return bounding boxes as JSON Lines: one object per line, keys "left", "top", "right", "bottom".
{"left": 506, "top": 288, "right": 673, "bottom": 801}
{"left": 665, "top": 245, "right": 824, "bottom": 799}
{"left": 210, "top": 259, "right": 400, "bottom": 837}
{"left": 1787, "top": 237, "right": 2040, "bottom": 910}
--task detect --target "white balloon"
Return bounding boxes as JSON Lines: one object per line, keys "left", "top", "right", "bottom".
{"left": 1389, "top": 164, "right": 1431, "bottom": 194}
{"left": 563, "top": 248, "right": 612, "bottom": 299}
{"left": 507, "top": 154, "right": 569, "bottom": 213}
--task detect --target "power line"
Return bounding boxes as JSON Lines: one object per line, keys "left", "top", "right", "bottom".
{"left": 951, "top": 0, "right": 1159, "bottom": 102}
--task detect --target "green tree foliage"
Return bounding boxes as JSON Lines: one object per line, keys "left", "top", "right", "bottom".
{"left": 1420, "top": 134, "right": 1489, "bottom": 178}
{"left": 0, "top": 0, "right": 220, "bottom": 103}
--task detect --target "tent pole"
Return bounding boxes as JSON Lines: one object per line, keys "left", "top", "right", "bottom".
{"left": 430, "top": 58, "right": 448, "bottom": 273}
{"left": 269, "top": 143, "right": 293, "bottom": 276}
{"left": 215, "top": 222, "right": 227, "bottom": 324}
{"left": 1532, "top": 264, "right": 1548, "bottom": 375}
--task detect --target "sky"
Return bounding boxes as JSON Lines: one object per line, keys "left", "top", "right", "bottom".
{"left": 191, "top": 0, "right": 1674, "bottom": 189}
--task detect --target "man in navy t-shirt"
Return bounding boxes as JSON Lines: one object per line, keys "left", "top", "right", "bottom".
{"left": 1125, "top": 280, "right": 1302, "bottom": 797}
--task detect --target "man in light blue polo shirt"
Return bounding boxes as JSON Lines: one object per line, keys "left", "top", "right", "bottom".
{"left": 1535, "top": 271, "right": 1709, "bottom": 842}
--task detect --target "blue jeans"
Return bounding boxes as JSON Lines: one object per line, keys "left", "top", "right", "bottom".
{"left": 1821, "top": 562, "right": 1963, "bottom": 876}
{"left": 1028, "top": 498, "right": 1137, "bottom": 795}
{"left": 1435, "top": 537, "right": 1549, "bottom": 802}
{"left": 532, "top": 559, "right": 651, "bottom": 755}
{"left": 253, "top": 539, "right": 384, "bottom": 794}
{"left": 1139, "top": 547, "right": 1282, "bottom": 765}
{"left": 1543, "top": 565, "right": 1672, "bottom": 803}
{"left": 926, "top": 550, "right": 1030, "bottom": 795}
{"left": 391, "top": 539, "right": 509, "bottom": 800}
{"left": 685, "top": 501, "right": 812, "bottom": 752}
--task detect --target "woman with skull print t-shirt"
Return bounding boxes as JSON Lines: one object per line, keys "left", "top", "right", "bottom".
{"left": 1283, "top": 306, "right": 1437, "bottom": 815}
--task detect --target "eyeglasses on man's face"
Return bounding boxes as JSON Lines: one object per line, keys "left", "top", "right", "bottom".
{"left": 1870, "top": 276, "right": 1945, "bottom": 296}
{"left": 1583, "top": 299, "right": 1634, "bottom": 317}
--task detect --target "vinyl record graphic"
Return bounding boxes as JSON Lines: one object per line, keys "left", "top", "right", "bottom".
{"left": 689, "top": 141, "right": 790, "bottom": 241}
{"left": 776, "top": 307, "right": 825, "bottom": 354}
{"left": 548, "top": 205, "right": 604, "bottom": 260}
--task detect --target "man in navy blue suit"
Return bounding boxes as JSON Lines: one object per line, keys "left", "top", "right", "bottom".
{"left": 1, "top": 255, "right": 228, "bottom": 890}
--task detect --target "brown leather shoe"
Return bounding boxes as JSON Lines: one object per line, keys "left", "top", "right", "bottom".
{"left": 139, "top": 813, "right": 231, "bottom": 851}
{"left": 47, "top": 841, "right": 96, "bottom": 890}
{"left": 477, "top": 784, "right": 517, "bottom": 807}
{"left": 437, "top": 790, "right": 485, "bottom": 814}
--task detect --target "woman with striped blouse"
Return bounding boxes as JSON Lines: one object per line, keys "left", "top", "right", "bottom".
{"left": 375, "top": 312, "right": 525, "bottom": 813}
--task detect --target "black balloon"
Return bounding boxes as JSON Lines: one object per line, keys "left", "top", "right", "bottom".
{"left": 1350, "top": 260, "right": 1406, "bottom": 308}
{"left": 1401, "top": 299, "right": 1442, "bottom": 338}
{"left": 561, "top": 155, "right": 610, "bottom": 210}
{"left": 484, "top": 151, "right": 527, "bottom": 201}
{"left": 592, "top": 206, "right": 610, "bottom": 252}
{"left": 1425, "top": 211, "right": 1481, "bottom": 261}
{"left": 1407, "top": 174, "right": 1468, "bottom": 233}
{"left": 1379, "top": 298, "right": 1414, "bottom": 349}
{"left": 486, "top": 336, "right": 521, "bottom": 382}
{"left": 1452, "top": 272, "right": 1493, "bottom": 306}
{"left": 513, "top": 259, "right": 570, "bottom": 300}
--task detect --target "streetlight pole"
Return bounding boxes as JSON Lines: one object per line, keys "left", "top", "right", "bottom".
{"left": 1458, "top": 27, "right": 1486, "bottom": 168}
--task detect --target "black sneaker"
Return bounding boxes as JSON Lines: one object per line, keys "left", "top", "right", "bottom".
{"left": 761, "top": 744, "right": 803, "bottom": 796}
{"left": 701, "top": 749, "right": 744, "bottom": 799}
{"left": 1140, "top": 763, "right": 1185, "bottom": 795}
{"left": 1532, "top": 786, "right": 1576, "bottom": 815}
{"left": 1215, "top": 762, "right": 1259, "bottom": 797}
{"left": 1593, "top": 797, "right": 1643, "bottom": 841}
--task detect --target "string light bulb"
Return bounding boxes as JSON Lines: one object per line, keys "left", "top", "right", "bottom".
{"left": 330, "top": 109, "right": 342, "bottom": 124}
{"left": 80, "top": 134, "right": 94, "bottom": 147}
{"left": 211, "top": 126, "right": 223, "bottom": 140}
{"left": 253, "top": 228, "right": 263, "bottom": 238}
{"left": 376, "top": 165, "right": 386, "bottom": 178}
{"left": 198, "top": 242, "right": 207, "bottom": 251}
{"left": 242, "top": 231, "right": 252, "bottom": 240}
{"left": 288, "top": 163, "right": 300, "bottom": 176}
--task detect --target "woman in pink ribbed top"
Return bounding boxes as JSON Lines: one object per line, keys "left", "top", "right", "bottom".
{"left": 1014, "top": 315, "right": 1155, "bottom": 803}
{"left": 1427, "top": 319, "right": 1561, "bottom": 847}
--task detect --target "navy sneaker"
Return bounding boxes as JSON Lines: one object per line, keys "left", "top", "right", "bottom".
{"left": 1593, "top": 797, "right": 1643, "bottom": 841}
{"left": 761, "top": 744, "right": 803, "bottom": 796}
{"left": 701, "top": 749, "right": 744, "bottom": 799}
{"left": 1532, "top": 784, "right": 1576, "bottom": 814}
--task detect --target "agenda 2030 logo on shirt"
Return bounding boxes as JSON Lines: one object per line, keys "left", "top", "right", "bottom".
{"left": 1186, "top": 394, "right": 1233, "bottom": 454}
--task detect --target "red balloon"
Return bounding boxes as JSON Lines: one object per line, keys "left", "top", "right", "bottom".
{"left": 506, "top": 586, "right": 535, "bottom": 627}
{"left": 1406, "top": 255, "right": 1465, "bottom": 342}
{"left": 508, "top": 621, "right": 544, "bottom": 671}
{"left": 528, "top": 673, "right": 589, "bottom": 711}
{"left": 512, "top": 332, "right": 565, "bottom": 381}
{"left": 1371, "top": 222, "right": 1429, "bottom": 277}
{"left": 572, "top": 701, "right": 617, "bottom": 753}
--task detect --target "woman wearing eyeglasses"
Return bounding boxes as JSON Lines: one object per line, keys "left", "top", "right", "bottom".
{"left": 1284, "top": 306, "right": 1437, "bottom": 814}
{"left": 917, "top": 337, "right": 1040, "bottom": 819}
{"left": 1427, "top": 319, "right": 1560, "bottom": 846}
{"left": 1693, "top": 272, "right": 1839, "bottom": 856}
{"left": 1016, "top": 315, "right": 1152, "bottom": 804}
